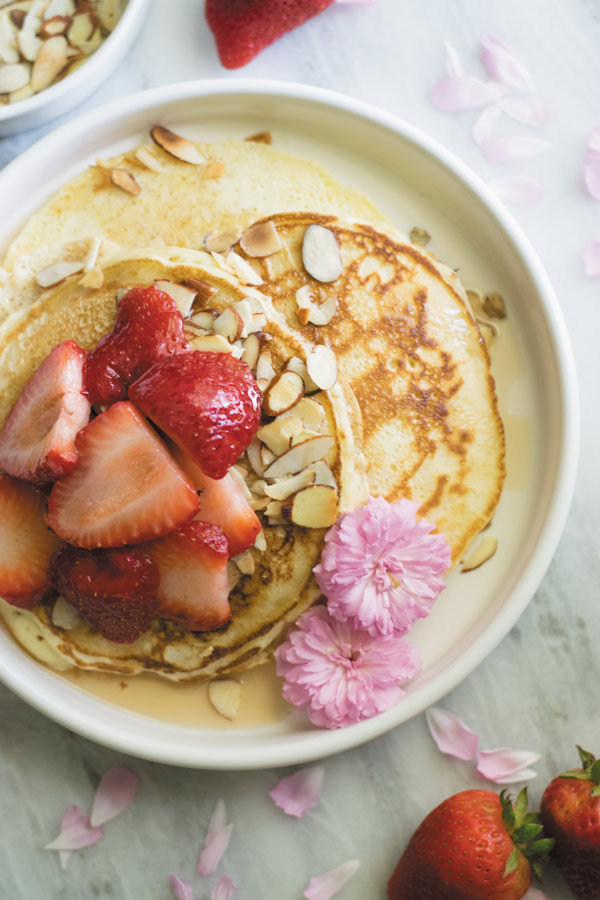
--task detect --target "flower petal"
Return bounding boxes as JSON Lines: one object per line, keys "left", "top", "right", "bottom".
{"left": 476, "top": 748, "right": 541, "bottom": 783}
{"left": 45, "top": 812, "right": 104, "bottom": 851}
{"left": 482, "top": 136, "right": 552, "bottom": 164}
{"left": 584, "top": 128, "right": 600, "bottom": 200}
{"left": 57, "top": 806, "right": 87, "bottom": 869}
{"left": 472, "top": 104, "right": 502, "bottom": 146}
{"left": 212, "top": 874, "right": 237, "bottom": 900}
{"left": 497, "top": 97, "right": 552, "bottom": 127}
{"left": 583, "top": 241, "right": 600, "bottom": 275}
{"left": 489, "top": 175, "right": 543, "bottom": 205}
{"left": 425, "top": 708, "right": 479, "bottom": 760}
{"left": 269, "top": 766, "right": 325, "bottom": 818}
{"left": 444, "top": 42, "right": 464, "bottom": 77}
{"left": 90, "top": 766, "right": 140, "bottom": 827}
{"left": 197, "top": 799, "right": 233, "bottom": 877}
{"left": 303, "top": 860, "right": 361, "bottom": 900}
{"left": 523, "top": 888, "right": 550, "bottom": 900}
{"left": 480, "top": 34, "right": 535, "bottom": 92}
{"left": 170, "top": 874, "right": 195, "bottom": 900}
{"left": 430, "top": 76, "right": 505, "bottom": 112}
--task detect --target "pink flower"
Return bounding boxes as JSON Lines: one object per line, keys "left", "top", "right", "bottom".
{"left": 274, "top": 606, "right": 421, "bottom": 729}
{"left": 313, "top": 497, "right": 451, "bottom": 637}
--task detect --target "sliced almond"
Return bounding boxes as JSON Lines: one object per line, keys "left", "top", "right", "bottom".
{"left": 67, "top": 11, "right": 95, "bottom": 45}
{"left": 276, "top": 397, "right": 325, "bottom": 431}
{"left": 44, "top": 0, "right": 75, "bottom": 18}
{"left": 40, "top": 15, "right": 72, "bottom": 37}
{"left": 213, "top": 307, "right": 244, "bottom": 343}
{"left": 295, "top": 285, "right": 337, "bottom": 326}
{"left": 204, "top": 227, "right": 243, "bottom": 254}
{"left": 302, "top": 224, "right": 343, "bottom": 283}
{"left": 247, "top": 311, "right": 266, "bottom": 334}
{"left": 265, "top": 499, "right": 282, "bottom": 517}
{"left": 77, "top": 26, "right": 102, "bottom": 56}
{"left": 8, "top": 10, "right": 26, "bottom": 32}
{"left": 264, "top": 468, "right": 316, "bottom": 501}
{"left": 228, "top": 464, "right": 252, "bottom": 500}
{"left": 31, "top": 36, "right": 68, "bottom": 92}
{"left": 110, "top": 167, "right": 141, "bottom": 196}
{"left": 254, "top": 529, "right": 267, "bottom": 552}
{"left": 51, "top": 595, "right": 80, "bottom": 630}
{"left": 286, "top": 357, "right": 319, "bottom": 394}
{"left": 461, "top": 536, "right": 498, "bottom": 572}
{"left": 155, "top": 280, "right": 197, "bottom": 317}
{"left": 10, "top": 84, "right": 35, "bottom": 106}
{"left": 0, "top": 63, "right": 31, "bottom": 94}
{"left": 202, "top": 161, "right": 226, "bottom": 179}
{"left": 187, "top": 333, "right": 233, "bottom": 354}
{"left": 184, "top": 323, "right": 208, "bottom": 339}
{"left": 282, "top": 484, "right": 338, "bottom": 529}
{"left": 246, "top": 437, "right": 265, "bottom": 476}
{"left": 260, "top": 444, "right": 276, "bottom": 468}
{"left": 82, "top": 235, "right": 102, "bottom": 271}
{"left": 482, "top": 292, "right": 506, "bottom": 320}
{"left": 150, "top": 125, "right": 206, "bottom": 165}
{"left": 18, "top": 28, "right": 42, "bottom": 61}
{"left": 256, "top": 351, "right": 276, "bottom": 384}
{"left": 79, "top": 266, "right": 104, "bottom": 289}
{"left": 185, "top": 279, "right": 218, "bottom": 305}
{"left": 227, "top": 559, "right": 241, "bottom": 592}
{"left": 234, "top": 550, "right": 255, "bottom": 576}
{"left": 296, "top": 307, "right": 310, "bottom": 326}
{"left": 239, "top": 221, "right": 282, "bottom": 258}
{"left": 226, "top": 250, "right": 263, "bottom": 286}
{"left": 208, "top": 679, "right": 241, "bottom": 721}
{"left": 262, "top": 370, "right": 304, "bottom": 417}
{"left": 306, "top": 345, "right": 338, "bottom": 391}
{"left": 134, "top": 145, "right": 165, "bottom": 173}
{"left": 245, "top": 130, "right": 272, "bottom": 144}
{"left": 190, "top": 309, "right": 217, "bottom": 330}
{"left": 308, "top": 460, "right": 337, "bottom": 489}
{"left": 241, "top": 333, "right": 260, "bottom": 369}
{"left": 96, "top": 0, "right": 120, "bottom": 31}
{"left": 257, "top": 416, "right": 303, "bottom": 456}
{"left": 263, "top": 435, "right": 334, "bottom": 479}
{"left": 231, "top": 299, "right": 253, "bottom": 336}
{"left": 36, "top": 259, "right": 83, "bottom": 288}
{"left": 250, "top": 478, "right": 267, "bottom": 496}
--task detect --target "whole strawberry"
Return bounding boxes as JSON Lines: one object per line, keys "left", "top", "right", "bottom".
{"left": 387, "top": 788, "right": 553, "bottom": 900}
{"left": 540, "top": 746, "right": 600, "bottom": 899}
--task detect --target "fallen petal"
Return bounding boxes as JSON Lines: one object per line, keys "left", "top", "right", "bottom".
{"left": 45, "top": 815, "right": 104, "bottom": 851}
{"left": 425, "top": 708, "right": 479, "bottom": 760}
{"left": 523, "top": 888, "right": 550, "bottom": 900}
{"left": 430, "top": 76, "right": 505, "bottom": 112}
{"left": 489, "top": 175, "right": 543, "bottom": 205}
{"left": 90, "top": 766, "right": 140, "bottom": 827}
{"left": 476, "top": 748, "right": 541, "bottom": 783}
{"left": 335, "top": 0, "right": 375, "bottom": 4}
{"left": 58, "top": 805, "right": 87, "bottom": 869}
{"left": 497, "top": 97, "right": 552, "bottom": 127}
{"left": 584, "top": 129, "right": 600, "bottom": 200}
{"left": 269, "top": 766, "right": 325, "bottom": 818}
{"left": 197, "top": 799, "right": 233, "bottom": 877}
{"left": 492, "top": 767, "right": 539, "bottom": 784}
{"left": 212, "top": 874, "right": 237, "bottom": 900}
{"left": 483, "top": 135, "right": 552, "bottom": 164}
{"left": 304, "top": 860, "right": 361, "bottom": 900}
{"left": 583, "top": 241, "right": 600, "bottom": 275}
{"left": 472, "top": 104, "right": 502, "bottom": 146}
{"left": 444, "top": 41, "right": 464, "bottom": 77}
{"left": 480, "top": 34, "right": 535, "bottom": 92}
{"left": 169, "top": 874, "right": 195, "bottom": 900}
{"left": 588, "top": 126, "right": 600, "bottom": 153}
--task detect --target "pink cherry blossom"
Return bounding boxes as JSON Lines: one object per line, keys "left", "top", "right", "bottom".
{"left": 45, "top": 808, "right": 104, "bottom": 852}
{"left": 476, "top": 748, "right": 541, "bottom": 784}
{"left": 269, "top": 766, "right": 325, "bottom": 817}
{"left": 274, "top": 605, "right": 421, "bottom": 729}
{"left": 425, "top": 708, "right": 479, "bottom": 760}
{"left": 480, "top": 34, "right": 535, "bottom": 93}
{"left": 304, "top": 860, "right": 361, "bottom": 900}
{"left": 90, "top": 766, "right": 140, "bottom": 827}
{"left": 314, "top": 497, "right": 451, "bottom": 637}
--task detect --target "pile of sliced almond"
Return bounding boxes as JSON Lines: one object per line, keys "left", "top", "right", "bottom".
{"left": 0, "top": 0, "right": 124, "bottom": 105}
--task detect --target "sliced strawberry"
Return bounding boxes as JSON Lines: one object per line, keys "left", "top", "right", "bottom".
{"left": 51, "top": 545, "right": 159, "bottom": 644}
{"left": 84, "top": 284, "right": 190, "bottom": 406}
{"left": 0, "top": 340, "right": 91, "bottom": 485}
{"left": 172, "top": 445, "right": 260, "bottom": 556}
{"left": 129, "top": 351, "right": 261, "bottom": 480}
{"left": 144, "top": 520, "right": 231, "bottom": 631}
{"left": 0, "top": 474, "right": 63, "bottom": 609}
{"left": 47, "top": 401, "right": 199, "bottom": 548}
{"left": 205, "top": 0, "right": 333, "bottom": 69}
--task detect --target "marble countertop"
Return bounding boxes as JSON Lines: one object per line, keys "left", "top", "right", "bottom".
{"left": 1, "top": 1, "right": 599, "bottom": 898}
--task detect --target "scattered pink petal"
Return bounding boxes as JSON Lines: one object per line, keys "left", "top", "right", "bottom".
{"left": 170, "top": 874, "right": 195, "bottom": 900}
{"left": 472, "top": 104, "right": 502, "bottom": 146}
{"left": 212, "top": 874, "right": 237, "bottom": 900}
{"left": 425, "top": 708, "right": 479, "bottom": 760}
{"left": 57, "top": 805, "right": 87, "bottom": 870}
{"left": 584, "top": 127, "right": 600, "bottom": 200}
{"left": 269, "top": 766, "right": 325, "bottom": 818}
{"left": 90, "top": 766, "right": 140, "bottom": 827}
{"left": 476, "top": 748, "right": 541, "bottom": 783}
{"left": 523, "top": 888, "right": 550, "bottom": 900}
{"left": 444, "top": 42, "right": 464, "bottom": 77}
{"left": 197, "top": 799, "right": 233, "bottom": 877}
{"left": 489, "top": 175, "right": 543, "bottom": 205}
{"left": 480, "top": 34, "right": 534, "bottom": 93}
{"left": 45, "top": 810, "right": 104, "bottom": 851}
{"left": 588, "top": 126, "right": 600, "bottom": 153}
{"left": 304, "top": 859, "right": 361, "bottom": 900}
{"left": 335, "top": 0, "right": 375, "bottom": 4}
{"left": 482, "top": 135, "right": 552, "bottom": 164}
{"left": 431, "top": 75, "right": 505, "bottom": 112}
{"left": 497, "top": 97, "right": 552, "bottom": 127}
{"left": 583, "top": 241, "right": 600, "bottom": 275}
{"left": 275, "top": 605, "right": 421, "bottom": 729}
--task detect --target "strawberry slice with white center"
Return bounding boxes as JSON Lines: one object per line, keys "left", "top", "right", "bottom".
{"left": 0, "top": 340, "right": 91, "bottom": 484}
{"left": 0, "top": 474, "right": 63, "bottom": 609}
{"left": 171, "top": 445, "right": 261, "bottom": 556}
{"left": 48, "top": 401, "right": 199, "bottom": 549}
{"left": 144, "top": 520, "right": 231, "bottom": 631}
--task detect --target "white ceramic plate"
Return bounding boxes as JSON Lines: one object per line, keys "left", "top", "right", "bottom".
{"left": 0, "top": 81, "right": 579, "bottom": 769}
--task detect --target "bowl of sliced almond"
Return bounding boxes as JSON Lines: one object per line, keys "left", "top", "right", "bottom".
{"left": 0, "top": 0, "right": 149, "bottom": 136}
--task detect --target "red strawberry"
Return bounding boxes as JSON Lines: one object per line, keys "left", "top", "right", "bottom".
{"left": 387, "top": 788, "right": 554, "bottom": 900}
{"left": 540, "top": 746, "right": 600, "bottom": 899}
{"left": 205, "top": 0, "right": 334, "bottom": 69}
{"left": 0, "top": 340, "right": 91, "bottom": 484}
{"left": 144, "top": 520, "right": 231, "bottom": 631}
{"left": 84, "top": 284, "right": 190, "bottom": 406}
{"left": 0, "top": 474, "right": 63, "bottom": 609}
{"left": 129, "top": 351, "right": 261, "bottom": 481}
{"left": 48, "top": 401, "right": 199, "bottom": 548}
{"left": 170, "top": 445, "right": 260, "bottom": 556}
{"left": 51, "top": 545, "right": 159, "bottom": 643}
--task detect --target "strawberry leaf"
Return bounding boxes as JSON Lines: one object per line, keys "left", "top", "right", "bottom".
{"left": 524, "top": 838, "right": 555, "bottom": 858}
{"left": 513, "top": 823, "right": 543, "bottom": 843}
{"left": 500, "top": 791, "right": 516, "bottom": 830}
{"left": 504, "top": 845, "right": 520, "bottom": 876}
{"left": 514, "top": 787, "right": 529, "bottom": 821}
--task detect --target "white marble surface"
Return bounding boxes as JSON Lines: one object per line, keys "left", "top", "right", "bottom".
{"left": 1, "top": 1, "right": 599, "bottom": 898}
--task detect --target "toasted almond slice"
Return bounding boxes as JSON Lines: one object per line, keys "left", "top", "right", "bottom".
{"left": 231, "top": 299, "right": 253, "bottom": 335}
{"left": 257, "top": 416, "right": 303, "bottom": 456}
{"left": 79, "top": 266, "right": 104, "bottom": 289}
{"left": 208, "top": 679, "right": 241, "bottom": 721}
{"left": 461, "top": 536, "right": 498, "bottom": 572}
{"left": 0, "top": 63, "right": 31, "bottom": 94}
{"left": 296, "top": 307, "right": 310, "bottom": 326}
{"left": 185, "top": 279, "right": 218, "bottom": 305}
{"left": 67, "top": 11, "right": 94, "bottom": 45}
{"left": 154, "top": 280, "right": 197, "bottom": 317}
{"left": 31, "top": 35, "right": 68, "bottom": 92}
{"left": 297, "top": 290, "right": 337, "bottom": 326}
{"left": 290, "top": 428, "right": 321, "bottom": 446}
{"left": 77, "top": 26, "right": 102, "bottom": 55}
{"left": 262, "top": 370, "right": 304, "bottom": 417}
{"left": 409, "top": 226, "right": 431, "bottom": 247}
{"left": 36, "top": 259, "right": 83, "bottom": 288}
{"left": 213, "top": 307, "right": 244, "bottom": 343}
{"left": 151, "top": 125, "right": 206, "bottom": 165}
{"left": 51, "top": 595, "right": 80, "bottom": 630}
{"left": 263, "top": 435, "right": 334, "bottom": 479}
{"left": 234, "top": 550, "right": 255, "bottom": 575}
{"left": 18, "top": 27, "right": 42, "bottom": 61}
{"left": 82, "top": 235, "right": 102, "bottom": 271}
{"left": 188, "top": 333, "right": 233, "bottom": 354}
{"left": 8, "top": 9, "right": 26, "bottom": 32}
{"left": 204, "top": 227, "right": 243, "bottom": 253}
{"left": 241, "top": 333, "right": 260, "bottom": 369}
{"left": 239, "top": 221, "right": 282, "bottom": 258}
{"left": 282, "top": 484, "right": 338, "bottom": 529}
{"left": 40, "top": 14, "right": 72, "bottom": 37}
{"left": 254, "top": 528, "right": 267, "bottom": 551}
{"left": 260, "top": 444, "right": 276, "bottom": 467}
{"left": 247, "top": 311, "right": 267, "bottom": 334}
{"left": 243, "top": 294, "right": 266, "bottom": 315}
{"left": 246, "top": 437, "right": 265, "bottom": 476}
{"left": 256, "top": 351, "right": 276, "bottom": 384}
{"left": 308, "top": 460, "right": 337, "bottom": 489}
{"left": 190, "top": 309, "right": 217, "bottom": 330}
{"left": 245, "top": 130, "right": 272, "bottom": 144}
{"left": 265, "top": 499, "right": 282, "bottom": 517}
{"left": 134, "top": 145, "right": 165, "bottom": 172}
{"left": 226, "top": 250, "right": 263, "bottom": 286}
{"left": 250, "top": 478, "right": 267, "bottom": 496}
{"left": 44, "top": 0, "right": 75, "bottom": 18}
{"left": 227, "top": 559, "right": 241, "bottom": 591}
{"left": 184, "top": 323, "right": 208, "bottom": 340}
{"left": 302, "top": 224, "right": 343, "bottom": 283}
{"left": 96, "top": 0, "right": 120, "bottom": 31}
{"left": 203, "top": 161, "right": 226, "bottom": 179}
{"left": 228, "top": 464, "right": 252, "bottom": 500}
{"left": 306, "top": 345, "right": 338, "bottom": 391}
{"left": 264, "top": 468, "right": 316, "bottom": 501}
{"left": 277, "top": 397, "right": 325, "bottom": 431}
{"left": 286, "top": 356, "right": 319, "bottom": 394}
{"left": 9, "top": 83, "right": 34, "bottom": 103}
{"left": 110, "top": 167, "right": 140, "bottom": 196}
{"left": 483, "top": 292, "right": 506, "bottom": 320}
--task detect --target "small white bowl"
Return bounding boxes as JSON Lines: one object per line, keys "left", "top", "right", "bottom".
{"left": 0, "top": 0, "right": 149, "bottom": 137}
